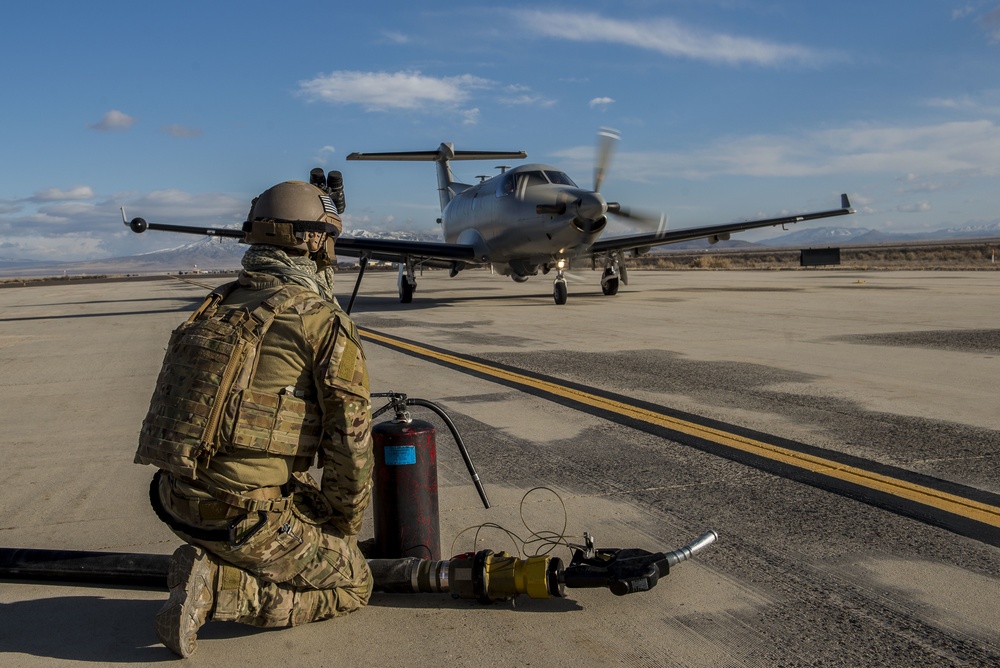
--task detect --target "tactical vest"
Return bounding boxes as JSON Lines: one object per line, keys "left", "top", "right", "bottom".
{"left": 135, "top": 282, "right": 325, "bottom": 480}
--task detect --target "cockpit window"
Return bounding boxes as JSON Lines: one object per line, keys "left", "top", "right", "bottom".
{"left": 515, "top": 171, "right": 548, "bottom": 190}
{"left": 496, "top": 172, "right": 516, "bottom": 197}
{"left": 544, "top": 171, "right": 577, "bottom": 187}
{"left": 497, "top": 170, "right": 572, "bottom": 197}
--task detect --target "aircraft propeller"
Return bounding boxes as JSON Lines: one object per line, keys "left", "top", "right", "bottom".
{"left": 593, "top": 127, "right": 620, "bottom": 193}
{"left": 534, "top": 129, "right": 668, "bottom": 240}
{"left": 589, "top": 128, "right": 668, "bottom": 237}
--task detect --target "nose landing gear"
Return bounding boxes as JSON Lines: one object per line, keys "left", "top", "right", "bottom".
{"left": 553, "top": 277, "right": 568, "bottom": 305}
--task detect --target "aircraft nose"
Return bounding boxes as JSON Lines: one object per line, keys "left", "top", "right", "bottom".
{"left": 576, "top": 191, "right": 607, "bottom": 223}
{"left": 570, "top": 191, "right": 608, "bottom": 235}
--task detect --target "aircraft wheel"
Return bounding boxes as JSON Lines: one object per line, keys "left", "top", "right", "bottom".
{"left": 399, "top": 280, "right": 414, "bottom": 303}
{"left": 553, "top": 280, "right": 568, "bottom": 305}
{"left": 602, "top": 276, "right": 619, "bottom": 296}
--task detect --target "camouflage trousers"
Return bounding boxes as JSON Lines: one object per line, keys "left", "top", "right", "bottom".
{"left": 157, "top": 474, "right": 372, "bottom": 628}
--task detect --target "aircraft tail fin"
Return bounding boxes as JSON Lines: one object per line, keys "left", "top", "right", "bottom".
{"left": 348, "top": 143, "right": 526, "bottom": 210}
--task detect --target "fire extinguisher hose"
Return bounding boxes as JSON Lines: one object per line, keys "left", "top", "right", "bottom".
{"left": 404, "top": 398, "right": 491, "bottom": 509}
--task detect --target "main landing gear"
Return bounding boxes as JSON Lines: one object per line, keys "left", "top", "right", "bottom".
{"left": 601, "top": 267, "right": 619, "bottom": 296}
{"left": 398, "top": 262, "right": 416, "bottom": 303}
{"left": 600, "top": 252, "right": 627, "bottom": 297}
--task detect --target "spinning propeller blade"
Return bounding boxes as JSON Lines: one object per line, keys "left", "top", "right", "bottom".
{"left": 594, "top": 127, "right": 620, "bottom": 193}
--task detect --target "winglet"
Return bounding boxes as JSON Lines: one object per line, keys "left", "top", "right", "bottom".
{"left": 841, "top": 193, "right": 854, "bottom": 212}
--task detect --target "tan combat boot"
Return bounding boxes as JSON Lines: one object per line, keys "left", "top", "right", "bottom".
{"left": 155, "top": 544, "right": 218, "bottom": 658}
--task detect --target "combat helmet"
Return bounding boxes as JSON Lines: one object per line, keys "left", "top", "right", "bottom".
{"left": 242, "top": 180, "right": 343, "bottom": 252}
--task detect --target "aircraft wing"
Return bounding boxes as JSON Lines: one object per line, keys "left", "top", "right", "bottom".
{"left": 335, "top": 236, "right": 478, "bottom": 264}
{"left": 121, "top": 214, "right": 479, "bottom": 265}
{"left": 590, "top": 194, "right": 855, "bottom": 255}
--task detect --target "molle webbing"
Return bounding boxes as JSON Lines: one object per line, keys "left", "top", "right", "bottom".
{"left": 135, "top": 284, "right": 318, "bottom": 479}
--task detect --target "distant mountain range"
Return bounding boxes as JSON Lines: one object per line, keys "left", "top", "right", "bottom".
{"left": 3, "top": 223, "right": 1000, "bottom": 278}
{"left": 760, "top": 221, "right": 1000, "bottom": 247}
{"left": 0, "top": 230, "right": 430, "bottom": 278}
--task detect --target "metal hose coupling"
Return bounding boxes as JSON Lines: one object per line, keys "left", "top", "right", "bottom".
{"left": 369, "top": 551, "right": 563, "bottom": 603}
{"left": 368, "top": 530, "right": 718, "bottom": 603}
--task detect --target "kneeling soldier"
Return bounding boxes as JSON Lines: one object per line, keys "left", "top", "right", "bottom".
{"left": 135, "top": 180, "right": 373, "bottom": 657}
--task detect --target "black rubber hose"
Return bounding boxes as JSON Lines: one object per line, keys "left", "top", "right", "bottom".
{"left": 1, "top": 549, "right": 437, "bottom": 594}
{"left": 407, "top": 398, "right": 490, "bottom": 508}
{"left": 0, "top": 548, "right": 170, "bottom": 588}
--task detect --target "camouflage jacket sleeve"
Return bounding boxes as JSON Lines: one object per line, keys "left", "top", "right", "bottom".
{"left": 314, "top": 310, "right": 373, "bottom": 536}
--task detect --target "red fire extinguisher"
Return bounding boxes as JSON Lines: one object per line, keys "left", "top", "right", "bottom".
{"left": 370, "top": 394, "right": 490, "bottom": 561}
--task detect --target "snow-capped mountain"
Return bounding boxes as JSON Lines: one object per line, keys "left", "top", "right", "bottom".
{"left": 3, "top": 224, "right": 999, "bottom": 278}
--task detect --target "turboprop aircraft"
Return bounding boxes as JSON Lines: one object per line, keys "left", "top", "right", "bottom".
{"left": 344, "top": 129, "right": 854, "bottom": 304}
{"left": 123, "top": 130, "right": 854, "bottom": 305}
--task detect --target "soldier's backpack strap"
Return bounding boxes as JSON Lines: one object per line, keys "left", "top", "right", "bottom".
{"left": 187, "top": 280, "right": 241, "bottom": 323}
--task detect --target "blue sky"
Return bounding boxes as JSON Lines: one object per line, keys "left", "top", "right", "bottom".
{"left": 2, "top": 1, "right": 998, "bottom": 262}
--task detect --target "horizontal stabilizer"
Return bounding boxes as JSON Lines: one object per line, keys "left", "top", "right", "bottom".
{"left": 348, "top": 142, "right": 527, "bottom": 211}
{"left": 347, "top": 142, "right": 526, "bottom": 163}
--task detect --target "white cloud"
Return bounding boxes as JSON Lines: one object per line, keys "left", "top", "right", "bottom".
{"left": 513, "top": 10, "right": 835, "bottom": 67}
{"left": 0, "top": 187, "right": 249, "bottom": 262}
{"left": 88, "top": 109, "right": 135, "bottom": 131}
{"left": 31, "top": 186, "right": 95, "bottom": 202}
{"left": 498, "top": 84, "right": 556, "bottom": 107}
{"left": 299, "top": 70, "right": 493, "bottom": 111}
{"left": 163, "top": 124, "right": 202, "bottom": 138}
{"left": 601, "top": 120, "right": 1000, "bottom": 180}
{"left": 924, "top": 93, "right": 1000, "bottom": 115}
{"left": 952, "top": 5, "right": 978, "bottom": 20}
{"left": 461, "top": 108, "right": 481, "bottom": 125}
{"left": 589, "top": 97, "right": 615, "bottom": 108}
{"left": 379, "top": 31, "right": 411, "bottom": 45}
{"left": 979, "top": 6, "right": 1000, "bottom": 42}
{"left": 313, "top": 145, "right": 337, "bottom": 165}
{"left": 925, "top": 96, "right": 974, "bottom": 110}
{"left": 2, "top": 233, "right": 110, "bottom": 260}
{"left": 128, "top": 189, "right": 247, "bottom": 221}
{"left": 896, "top": 201, "right": 932, "bottom": 213}
{"left": 38, "top": 201, "right": 101, "bottom": 220}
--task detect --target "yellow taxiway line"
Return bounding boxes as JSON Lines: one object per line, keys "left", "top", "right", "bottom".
{"left": 360, "top": 328, "right": 1000, "bottom": 531}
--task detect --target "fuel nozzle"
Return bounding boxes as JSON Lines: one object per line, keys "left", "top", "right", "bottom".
{"left": 562, "top": 530, "right": 719, "bottom": 596}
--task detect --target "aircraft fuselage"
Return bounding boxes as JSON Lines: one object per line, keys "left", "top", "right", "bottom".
{"left": 441, "top": 163, "right": 607, "bottom": 277}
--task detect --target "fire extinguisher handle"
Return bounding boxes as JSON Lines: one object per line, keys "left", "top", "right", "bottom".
{"left": 406, "top": 398, "right": 491, "bottom": 509}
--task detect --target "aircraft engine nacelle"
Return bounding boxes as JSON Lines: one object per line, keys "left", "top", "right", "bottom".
{"left": 708, "top": 233, "right": 731, "bottom": 245}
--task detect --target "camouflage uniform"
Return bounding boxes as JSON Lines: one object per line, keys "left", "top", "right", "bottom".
{"left": 142, "top": 266, "right": 374, "bottom": 628}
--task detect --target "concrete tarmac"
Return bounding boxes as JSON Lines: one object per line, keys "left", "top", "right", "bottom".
{"left": 1, "top": 269, "right": 998, "bottom": 666}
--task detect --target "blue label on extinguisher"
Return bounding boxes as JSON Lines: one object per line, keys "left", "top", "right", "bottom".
{"left": 384, "top": 445, "right": 417, "bottom": 466}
